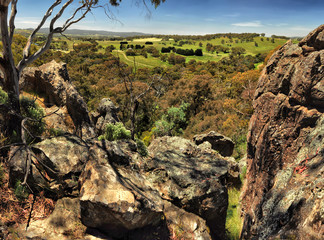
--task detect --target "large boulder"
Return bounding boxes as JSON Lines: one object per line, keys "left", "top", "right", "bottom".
{"left": 241, "top": 25, "right": 324, "bottom": 239}
{"left": 8, "top": 135, "right": 90, "bottom": 197}
{"left": 147, "top": 136, "right": 236, "bottom": 240}
{"left": 78, "top": 138, "right": 228, "bottom": 239}
{"left": 9, "top": 134, "right": 235, "bottom": 239}
{"left": 20, "top": 60, "right": 94, "bottom": 138}
{"left": 79, "top": 140, "right": 165, "bottom": 239}
{"left": 193, "top": 131, "right": 235, "bottom": 157}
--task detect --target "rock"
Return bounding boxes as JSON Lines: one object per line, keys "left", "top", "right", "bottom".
{"left": 9, "top": 136, "right": 232, "bottom": 239}
{"left": 299, "top": 24, "right": 324, "bottom": 51}
{"left": 147, "top": 136, "right": 232, "bottom": 240}
{"left": 8, "top": 135, "right": 90, "bottom": 196}
{"left": 241, "top": 25, "right": 324, "bottom": 239}
{"left": 20, "top": 60, "right": 95, "bottom": 138}
{"left": 44, "top": 106, "right": 74, "bottom": 134}
{"left": 79, "top": 140, "right": 165, "bottom": 239}
{"left": 19, "top": 198, "right": 85, "bottom": 240}
{"left": 163, "top": 200, "right": 212, "bottom": 240}
{"left": 193, "top": 131, "right": 235, "bottom": 157}
{"left": 92, "top": 98, "right": 120, "bottom": 135}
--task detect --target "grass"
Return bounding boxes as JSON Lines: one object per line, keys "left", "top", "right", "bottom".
{"left": 53, "top": 35, "right": 293, "bottom": 68}
{"left": 226, "top": 187, "right": 243, "bottom": 240}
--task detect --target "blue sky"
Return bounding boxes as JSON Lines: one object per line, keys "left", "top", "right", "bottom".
{"left": 15, "top": 0, "right": 324, "bottom": 37}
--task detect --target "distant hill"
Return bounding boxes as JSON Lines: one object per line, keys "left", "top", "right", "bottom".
{"left": 16, "top": 28, "right": 150, "bottom": 38}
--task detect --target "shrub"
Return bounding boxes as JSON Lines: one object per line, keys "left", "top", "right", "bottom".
{"left": 14, "top": 180, "right": 29, "bottom": 201}
{"left": 154, "top": 102, "right": 189, "bottom": 137}
{"left": 125, "top": 48, "right": 136, "bottom": 56}
{"left": 99, "top": 122, "right": 131, "bottom": 141}
{"left": 0, "top": 86, "right": 8, "bottom": 104}
{"left": 135, "top": 138, "right": 148, "bottom": 157}
{"left": 20, "top": 96, "right": 45, "bottom": 140}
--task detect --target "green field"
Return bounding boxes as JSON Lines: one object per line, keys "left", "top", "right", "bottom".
{"left": 51, "top": 35, "right": 295, "bottom": 68}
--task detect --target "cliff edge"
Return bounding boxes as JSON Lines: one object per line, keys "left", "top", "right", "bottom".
{"left": 241, "top": 25, "right": 324, "bottom": 239}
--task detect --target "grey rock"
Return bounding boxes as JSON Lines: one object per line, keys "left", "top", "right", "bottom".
{"left": 193, "top": 131, "right": 235, "bottom": 157}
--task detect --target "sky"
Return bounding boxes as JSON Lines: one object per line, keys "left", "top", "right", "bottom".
{"left": 14, "top": 0, "right": 324, "bottom": 37}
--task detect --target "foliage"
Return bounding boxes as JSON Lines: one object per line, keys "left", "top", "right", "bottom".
{"left": 154, "top": 102, "right": 189, "bottom": 137}
{"left": 135, "top": 138, "right": 148, "bottom": 157}
{"left": 48, "top": 128, "right": 65, "bottom": 137}
{"left": 14, "top": 181, "right": 29, "bottom": 201}
{"left": 20, "top": 96, "right": 45, "bottom": 140}
{"left": 99, "top": 122, "right": 131, "bottom": 141}
{"left": 0, "top": 87, "right": 8, "bottom": 104}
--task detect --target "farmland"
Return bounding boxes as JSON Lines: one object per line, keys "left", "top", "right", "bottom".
{"left": 47, "top": 34, "right": 293, "bottom": 68}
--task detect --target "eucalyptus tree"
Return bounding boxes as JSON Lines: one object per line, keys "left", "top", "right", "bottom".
{"left": 0, "top": 0, "right": 164, "bottom": 138}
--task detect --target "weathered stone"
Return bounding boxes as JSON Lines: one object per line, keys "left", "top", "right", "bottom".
{"left": 193, "top": 131, "right": 235, "bottom": 157}
{"left": 20, "top": 60, "right": 95, "bottom": 138}
{"left": 299, "top": 24, "right": 324, "bottom": 51}
{"left": 19, "top": 198, "right": 85, "bottom": 240}
{"left": 147, "top": 136, "right": 232, "bottom": 240}
{"left": 241, "top": 25, "right": 324, "bottom": 240}
{"left": 8, "top": 135, "right": 90, "bottom": 196}
{"left": 163, "top": 200, "right": 212, "bottom": 240}
{"left": 92, "top": 98, "right": 120, "bottom": 135}
{"left": 79, "top": 141, "right": 164, "bottom": 239}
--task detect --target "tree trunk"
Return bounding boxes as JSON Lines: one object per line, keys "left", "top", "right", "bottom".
{"left": 0, "top": 4, "right": 21, "bottom": 139}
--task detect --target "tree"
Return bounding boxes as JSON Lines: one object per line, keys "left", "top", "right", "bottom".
{"left": 231, "top": 47, "right": 246, "bottom": 56}
{"left": 0, "top": 0, "right": 165, "bottom": 138}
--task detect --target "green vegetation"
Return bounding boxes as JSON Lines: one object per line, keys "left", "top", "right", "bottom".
{"left": 34, "top": 33, "right": 291, "bottom": 69}
{"left": 20, "top": 96, "right": 45, "bottom": 142}
{"left": 14, "top": 180, "right": 29, "bottom": 201}
{"left": 20, "top": 31, "right": 285, "bottom": 161}
{"left": 0, "top": 87, "right": 8, "bottom": 104}
{"left": 98, "top": 122, "right": 131, "bottom": 141}
{"left": 226, "top": 187, "right": 243, "bottom": 240}
{"left": 135, "top": 138, "right": 148, "bottom": 157}
{"left": 154, "top": 102, "right": 189, "bottom": 137}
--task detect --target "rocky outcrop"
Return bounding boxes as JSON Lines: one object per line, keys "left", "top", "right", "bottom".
{"left": 8, "top": 135, "right": 90, "bottom": 197}
{"left": 241, "top": 25, "right": 324, "bottom": 239}
{"left": 147, "top": 136, "right": 236, "bottom": 239}
{"left": 11, "top": 133, "right": 237, "bottom": 239}
{"left": 21, "top": 60, "right": 94, "bottom": 138}
{"left": 193, "top": 131, "right": 235, "bottom": 157}
{"left": 79, "top": 140, "right": 165, "bottom": 239}
{"left": 91, "top": 98, "right": 120, "bottom": 135}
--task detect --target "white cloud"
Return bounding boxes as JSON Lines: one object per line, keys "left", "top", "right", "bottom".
{"left": 232, "top": 21, "right": 263, "bottom": 27}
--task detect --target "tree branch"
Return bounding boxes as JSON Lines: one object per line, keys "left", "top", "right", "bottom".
{"left": 50, "top": 0, "right": 73, "bottom": 32}
{"left": 9, "top": 0, "right": 18, "bottom": 45}
{"left": 17, "top": 0, "right": 62, "bottom": 71}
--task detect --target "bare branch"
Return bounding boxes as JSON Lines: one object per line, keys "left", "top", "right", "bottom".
{"left": 62, "top": 3, "right": 88, "bottom": 30}
{"left": 50, "top": 0, "right": 73, "bottom": 32}
{"left": 21, "top": 0, "right": 62, "bottom": 61}
{"left": 9, "top": 0, "right": 18, "bottom": 45}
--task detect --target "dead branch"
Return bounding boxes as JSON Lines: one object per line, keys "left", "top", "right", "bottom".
{"left": 8, "top": 0, "right": 17, "bottom": 45}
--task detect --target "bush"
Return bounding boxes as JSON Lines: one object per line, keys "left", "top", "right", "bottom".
{"left": 0, "top": 87, "right": 8, "bottom": 104}
{"left": 99, "top": 122, "right": 131, "bottom": 141}
{"left": 154, "top": 102, "right": 189, "bottom": 137}
{"left": 125, "top": 49, "right": 136, "bottom": 56}
{"left": 20, "top": 96, "right": 45, "bottom": 140}
{"left": 135, "top": 138, "right": 148, "bottom": 157}
{"left": 14, "top": 180, "right": 29, "bottom": 201}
